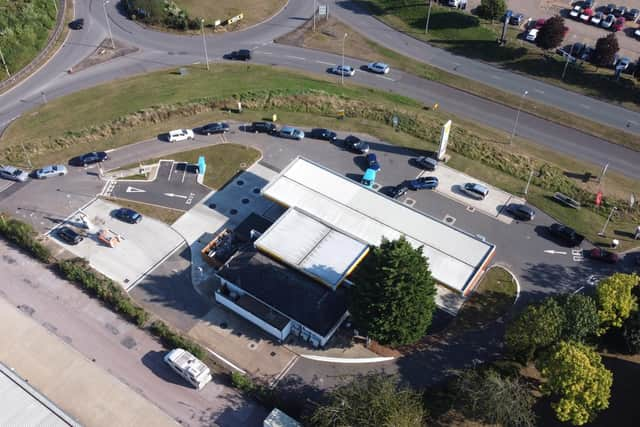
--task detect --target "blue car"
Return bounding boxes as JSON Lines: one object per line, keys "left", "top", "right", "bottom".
{"left": 408, "top": 176, "right": 438, "bottom": 190}
{"left": 113, "top": 208, "right": 143, "bottom": 224}
{"left": 366, "top": 153, "right": 381, "bottom": 171}
{"left": 361, "top": 168, "right": 377, "bottom": 189}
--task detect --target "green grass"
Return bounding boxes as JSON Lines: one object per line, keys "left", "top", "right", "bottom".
{"left": 175, "top": 0, "right": 286, "bottom": 30}
{"left": 0, "top": 0, "right": 57, "bottom": 79}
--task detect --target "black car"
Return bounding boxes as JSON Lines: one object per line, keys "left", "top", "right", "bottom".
{"left": 58, "top": 226, "right": 83, "bottom": 245}
{"left": 69, "top": 151, "right": 108, "bottom": 166}
{"left": 604, "top": 3, "right": 616, "bottom": 14}
{"left": 506, "top": 203, "right": 536, "bottom": 221}
{"left": 113, "top": 208, "right": 142, "bottom": 224}
{"left": 343, "top": 135, "right": 370, "bottom": 154}
{"left": 198, "top": 122, "right": 230, "bottom": 135}
{"left": 228, "top": 49, "right": 251, "bottom": 60}
{"left": 414, "top": 156, "right": 438, "bottom": 171}
{"left": 613, "top": 5, "right": 626, "bottom": 16}
{"left": 624, "top": 8, "right": 639, "bottom": 20}
{"left": 548, "top": 223, "right": 585, "bottom": 247}
{"left": 308, "top": 128, "right": 337, "bottom": 141}
{"left": 250, "top": 121, "right": 277, "bottom": 134}
{"left": 387, "top": 184, "right": 408, "bottom": 199}
{"left": 69, "top": 18, "right": 84, "bottom": 30}
{"left": 583, "top": 0, "right": 595, "bottom": 9}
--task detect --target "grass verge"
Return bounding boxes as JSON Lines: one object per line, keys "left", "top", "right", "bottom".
{"left": 275, "top": 14, "right": 640, "bottom": 152}
{"left": 0, "top": 213, "right": 51, "bottom": 262}
{"left": 102, "top": 197, "right": 184, "bottom": 224}
{"left": 175, "top": 0, "right": 286, "bottom": 31}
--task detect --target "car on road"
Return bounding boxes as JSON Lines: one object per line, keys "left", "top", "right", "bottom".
{"left": 613, "top": 16, "right": 625, "bottom": 31}
{"left": 580, "top": 8, "right": 594, "bottom": 22}
{"left": 344, "top": 135, "right": 370, "bottom": 153}
{"left": 69, "top": 151, "right": 108, "bottom": 166}
{"left": 250, "top": 121, "right": 277, "bottom": 134}
{"left": 69, "top": 18, "right": 84, "bottom": 30}
{"left": 0, "top": 165, "right": 29, "bottom": 182}
{"left": 590, "top": 11, "right": 604, "bottom": 25}
{"left": 601, "top": 13, "right": 616, "bottom": 28}
{"left": 588, "top": 248, "right": 619, "bottom": 263}
{"left": 366, "top": 62, "right": 390, "bottom": 74}
{"left": 226, "top": 49, "right": 251, "bottom": 60}
{"left": 366, "top": 153, "right": 381, "bottom": 171}
{"left": 197, "top": 122, "right": 229, "bottom": 135}
{"left": 414, "top": 156, "right": 438, "bottom": 171}
{"left": 113, "top": 208, "right": 143, "bottom": 224}
{"left": 525, "top": 29, "right": 539, "bottom": 42}
{"left": 461, "top": 183, "right": 489, "bottom": 200}
{"left": 506, "top": 203, "right": 536, "bottom": 221}
{"left": 331, "top": 65, "right": 355, "bottom": 76}
{"left": 569, "top": 5, "right": 583, "bottom": 19}
{"left": 57, "top": 226, "right": 83, "bottom": 245}
{"left": 548, "top": 223, "right": 584, "bottom": 247}
{"left": 168, "top": 129, "right": 194, "bottom": 142}
{"left": 278, "top": 126, "right": 305, "bottom": 140}
{"left": 624, "top": 8, "right": 639, "bottom": 21}
{"left": 308, "top": 128, "right": 337, "bottom": 141}
{"left": 387, "top": 184, "right": 408, "bottom": 199}
{"left": 361, "top": 168, "right": 377, "bottom": 188}
{"left": 34, "top": 164, "right": 68, "bottom": 179}
{"left": 408, "top": 176, "right": 439, "bottom": 190}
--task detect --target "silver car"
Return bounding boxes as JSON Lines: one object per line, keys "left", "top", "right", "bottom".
{"left": 367, "top": 62, "right": 390, "bottom": 74}
{"left": 0, "top": 165, "right": 29, "bottom": 182}
{"left": 279, "top": 126, "right": 305, "bottom": 140}
{"left": 35, "top": 164, "right": 68, "bottom": 179}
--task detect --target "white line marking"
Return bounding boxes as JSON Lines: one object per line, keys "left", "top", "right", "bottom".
{"left": 315, "top": 60, "right": 334, "bottom": 65}
{"left": 491, "top": 75, "right": 500, "bottom": 79}
{"left": 573, "top": 286, "right": 584, "bottom": 294}
{"left": 181, "top": 165, "right": 187, "bottom": 183}
{"left": 285, "top": 55, "right": 305, "bottom": 60}
{"left": 260, "top": 51, "right": 273, "bottom": 55}
{"left": 544, "top": 249, "right": 567, "bottom": 255}
{"left": 269, "top": 355, "right": 300, "bottom": 388}
{"left": 580, "top": 104, "right": 591, "bottom": 109}
{"left": 164, "top": 192, "right": 187, "bottom": 199}
{"left": 377, "top": 75, "right": 395, "bottom": 81}
{"left": 300, "top": 354, "right": 395, "bottom": 363}
{"left": 125, "top": 186, "right": 146, "bottom": 193}
{"left": 167, "top": 162, "right": 175, "bottom": 181}
{"left": 192, "top": 61, "right": 200, "bottom": 64}
{"left": 205, "top": 347, "right": 245, "bottom": 373}
{"left": 534, "top": 88, "right": 544, "bottom": 94}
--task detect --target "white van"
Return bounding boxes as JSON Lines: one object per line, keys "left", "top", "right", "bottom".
{"left": 164, "top": 348, "right": 212, "bottom": 390}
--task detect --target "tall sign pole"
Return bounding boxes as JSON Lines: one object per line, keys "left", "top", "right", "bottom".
{"left": 425, "top": 0, "right": 432, "bottom": 34}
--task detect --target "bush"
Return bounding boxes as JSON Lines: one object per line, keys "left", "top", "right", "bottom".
{"left": 150, "top": 320, "right": 205, "bottom": 359}
{"left": 231, "top": 372, "right": 255, "bottom": 392}
{"left": 0, "top": 214, "right": 51, "bottom": 263}
{"left": 56, "top": 258, "right": 148, "bottom": 326}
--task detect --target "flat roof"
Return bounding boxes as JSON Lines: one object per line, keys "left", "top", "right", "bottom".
{"left": 261, "top": 157, "right": 495, "bottom": 294}
{"left": 218, "top": 247, "right": 348, "bottom": 337}
{"left": 264, "top": 408, "right": 302, "bottom": 427}
{"left": 255, "top": 208, "right": 369, "bottom": 289}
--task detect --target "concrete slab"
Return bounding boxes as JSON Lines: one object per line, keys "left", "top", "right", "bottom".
{"left": 49, "top": 198, "right": 184, "bottom": 290}
{"left": 422, "top": 164, "right": 524, "bottom": 224}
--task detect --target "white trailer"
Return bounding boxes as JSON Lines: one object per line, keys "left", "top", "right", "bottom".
{"left": 164, "top": 348, "right": 212, "bottom": 390}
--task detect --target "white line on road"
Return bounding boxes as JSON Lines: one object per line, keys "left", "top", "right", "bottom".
{"left": 125, "top": 186, "right": 146, "bottom": 193}
{"left": 181, "top": 165, "right": 187, "bottom": 183}
{"left": 205, "top": 347, "right": 246, "bottom": 374}
{"left": 580, "top": 104, "right": 591, "bottom": 109}
{"left": 377, "top": 75, "right": 395, "bottom": 81}
{"left": 285, "top": 55, "right": 306, "bottom": 60}
{"left": 260, "top": 51, "right": 273, "bottom": 55}
{"left": 167, "top": 162, "right": 175, "bottom": 181}
{"left": 314, "top": 60, "right": 334, "bottom": 65}
{"left": 534, "top": 88, "right": 544, "bottom": 94}
{"left": 164, "top": 192, "right": 187, "bottom": 199}
{"left": 544, "top": 249, "right": 567, "bottom": 255}
{"left": 573, "top": 286, "right": 585, "bottom": 294}
{"left": 490, "top": 75, "right": 500, "bottom": 79}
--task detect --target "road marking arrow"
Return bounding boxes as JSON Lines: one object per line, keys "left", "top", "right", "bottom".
{"left": 164, "top": 193, "right": 187, "bottom": 199}
{"left": 126, "top": 186, "right": 146, "bottom": 193}
{"left": 544, "top": 250, "right": 567, "bottom": 255}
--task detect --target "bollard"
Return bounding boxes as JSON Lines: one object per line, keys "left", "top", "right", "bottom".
{"left": 272, "top": 113, "right": 277, "bottom": 122}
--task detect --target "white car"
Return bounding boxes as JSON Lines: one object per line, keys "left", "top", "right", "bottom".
{"left": 168, "top": 129, "right": 194, "bottom": 142}
{"left": 569, "top": 5, "right": 582, "bottom": 19}
{"left": 635, "top": 28, "right": 640, "bottom": 38}
{"left": 0, "top": 165, "right": 29, "bottom": 182}
{"left": 34, "top": 164, "right": 68, "bottom": 179}
{"left": 590, "top": 12, "right": 604, "bottom": 25}
{"left": 331, "top": 65, "right": 355, "bottom": 76}
{"left": 367, "top": 62, "right": 390, "bottom": 74}
{"left": 525, "top": 29, "right": 538, "bottom": 42}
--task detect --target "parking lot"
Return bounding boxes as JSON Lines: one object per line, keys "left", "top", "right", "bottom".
{"left": 107, "top": 160, "right": 211, "bottom": 211}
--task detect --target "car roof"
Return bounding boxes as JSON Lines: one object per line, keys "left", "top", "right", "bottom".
{"left": 363, "top": 168, "right": 377, "bottom": 179}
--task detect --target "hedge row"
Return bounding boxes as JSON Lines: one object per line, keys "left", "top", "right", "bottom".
{"left": 0, "top": 214, "right": 51, "bottom": 263}
{"left": 150, "top": 320, "right": 205, "bottom": 359}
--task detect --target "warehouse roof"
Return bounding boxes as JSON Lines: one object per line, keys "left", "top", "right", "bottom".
{"left": 261, "top": 157, "right": 495, "bottom": 294}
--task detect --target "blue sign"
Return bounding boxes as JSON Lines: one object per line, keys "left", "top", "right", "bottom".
{"left": 198, "top": 156, "right": 206, "bottom": 176}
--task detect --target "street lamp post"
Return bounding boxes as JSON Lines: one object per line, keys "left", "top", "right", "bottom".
{"left": 201, "top": 19, "right": 209, "bottom": 71}
{"left": 103, "top": 1, "right": 115, "bottom": 49}
{"left": 524, "top": 168, "right": 534, "bottom": 195}
{"left": 0, "top": 46, "right": 9, "bottom": 77}
{"left": 341, "top": 33, "right": 348, "bottom": 86}
{"left": 598, "top": 206, "right": 617, "bottom": 236}
{"left": 425, "top": 0, "right": 432, "bottom": 34}
{"left": 313, "top": 0, "right": 317, "bottom": 32}
{"left": 562, "top": 38, "right": 577, "bottom": 80}
{"left": 509, "top": 89, "right": 528, "bottom": 144}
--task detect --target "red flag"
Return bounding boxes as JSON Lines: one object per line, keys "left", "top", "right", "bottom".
{"left": 595, "top": 191, "right": 603, "bottom": 206}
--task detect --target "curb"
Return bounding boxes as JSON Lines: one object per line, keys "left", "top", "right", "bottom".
{"left": 299, "top": 354, "right": 395, "bottom": 364}
{"left": 489, "top": 263, "right": 521, "bottom": 304}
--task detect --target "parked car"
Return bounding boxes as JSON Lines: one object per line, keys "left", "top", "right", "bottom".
{"left": 506, "top": 204, "right": 536, "bottom": 220}
{"left": 308, "top": 128, "right": 337, "bottom": 141}
{"left": 548, "top": 223, "right": 584, "bottom": 246}
{"left": 624, "top": 8, "right": 639, "bottom": 21}
{"left": 615, "top": 56, "right": 632, "bottom": 70}
{"left": 581, "top": 46, "right": 595, "bottom": 61}
{"left": 387, "top": 184, "right": 408, "bottom": 199}
{"left": 590, "top": 11, "right": 604, "bottom": 25}
{"left": 366, "top": 153, "right": 381, "bottom": 171}
{"left": 613, "top": 16, "right": 625, "bottom": 30}
{"left": 414, "top": 156, "right": 438, "bottom": 171}
{"left": 34, "top": 164, "right": 67, "bottom": 179}
{"left": 510, "top": 13, "right": 525, "bottom": 25}
{"left": 361, "top": 168, "right": 377, "bottom": 188}
{"left": 331, "top": 65, "right": 355, "bottom": 76}
{"left": 604, "top": 3, "right": 616, "bottom": 14}
{"left": 408, "top": 176, "right": 439, "bottom": 190}
{"left": 69, "top": 151, "right": 108, "bottom": 166}
{"left": 526, "top": 29, "right": 539, "bottom": 42}
{"left": 278, "top": 126, "right": 305, "bottom": 140}
{"left": 502, "top": 10, "right": 513, "bottom": 22}
{"left": 569, "top": 5, "right": 583, "bottom": 19}
{"left": 168, "top": 129, "right": 194, "bottom": 142}
{"left": 532, "top": 18, "right": 546, "bottom": 29}
{"left": 344, "top": 135, "right": 370, "bottom": 154}
{"left": 69, "top": 18, "right": 84, "bottom": 30}
{"left": 580, "top": 8, "right": 594, "bottom": 21}
{"left": 461, "top": 183, "right": 489, "bottom": 200}
{"left": 197, "top": 122, "right": 229, "bottom": 135}
{"left": 57, "top": 226, "right": 83, "bottom": 245}
{"left": 601, "top": 13, "right": 616, "bottom": 28}
{"left": 583, "top": 0, "right": 595, "bottom": 9}
{"left": 613, "top": 5, "right": 627, "bottom": 17}
{"left": 366, "top": 62, "right": 390, "bottom": 74}
{"left": 227, "top": 49, "right": 251, "bottom": 60}
{"left": 250, "top": 121, "right": 277, "bottom": 134}
{"left": 0, "top": 165, "right": 29, "bottom": 182}
{"left": 635, "top": 26, "right": 640, "bottom": 38}
{"left": 588, "top": 248, "right": 619, "bottom": 263}
{"left": 113, "top": 208, "right": 143, "bottom": 224}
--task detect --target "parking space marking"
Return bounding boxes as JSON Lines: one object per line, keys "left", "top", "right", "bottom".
{"left": 0, "top": 180, "right": 15, "bottom": 193}
{"left": 285, "top": 55, "right": 306, "bottom": 60}
{"left": 167, "top": 161, "right": 175, "bottom": 181}
{"left": 572, "top": 249, "right": 584, "bottom": 262}
{"left": 377, "top": 75, "right": 395, "bottom": 81}
{"left": 181, "top": 165, "right": 187, "bottom": 184}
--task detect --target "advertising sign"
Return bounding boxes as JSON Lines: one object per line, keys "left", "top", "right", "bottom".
{"left": 438, "top": 120, "right": 452, "bottom": 160}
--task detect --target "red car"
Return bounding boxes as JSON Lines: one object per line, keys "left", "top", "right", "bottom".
{"left": 589, "top": 248, "right": 619, "bottom": 264}
{"left": 613, "top": 17, "right": 625, "bottom": 31}
{"left": 533, "top": 18, "right": 546, "bottom": 29}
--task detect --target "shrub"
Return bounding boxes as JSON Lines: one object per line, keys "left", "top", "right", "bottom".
{"left": 0, "top": 214, "right": 51, "bottom": 263}
{"left": 230, "top": 372, "right": 255, "bottom": 392}
{"left": 150, "top": 320, "right": 205, "bottom": 359}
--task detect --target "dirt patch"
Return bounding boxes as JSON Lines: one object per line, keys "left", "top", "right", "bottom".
{"left": 69, "top": 39, "right": 138, "bottom": 74}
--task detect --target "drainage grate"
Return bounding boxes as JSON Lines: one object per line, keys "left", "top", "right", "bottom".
{"left": 229, "top": 209, "right": 238, "bottom": 215}
{"left": 241, "top": 198, "right": 250, "bottom": 204}
{"left": 236, "top": 180, "right": 245, "bottom": 186}
{"left": 209, "top": 203, "right": 217, "bottom": 209}
{"left": 444, "top": 215, "right": 456, "bottom": 225}
{"left": 404, "top": 198, "right": 416, "bottom": 206}
{"left": 466, "top": 206, "right": 476, "bottom": 213}
{"left": 252, "top": 188, "right": 261, "bottom": 194}
{"left": 248, "top": 343, "right": 257, "bottom": 350}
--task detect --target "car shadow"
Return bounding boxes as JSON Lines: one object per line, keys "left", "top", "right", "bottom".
{"left": 141, "top": 350, "right": 193, "bottom": 388}
{"left": 353, "top": 155, "right": 368, "bottom": 171}
{"left": 157, "top": 133, "right": 171, "bottom": 142}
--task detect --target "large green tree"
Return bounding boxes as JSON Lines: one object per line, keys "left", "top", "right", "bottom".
{"left": 559, "top": 294, "right": 599, "bottom": 342}
{"left": 596, "top": 273, "right": 639, "bottom": 334}
{"left": 623, "top": 309, "right": 640, "bottom": 354}
{"left": 536, "top": 15, "right": 566, "bottom": 50}
{"left": 349, "top": 237, "right": 436, "bottom": 346}
{"left": 505, "top": 297, "right": 564, "bottom": 362}
{"left": 477, "top": 0, "right": 507, "bottom": 21}
{"left": 592, "top": 33, "right": 619, "bottom": 68}
{"left": 308, "top": 374, "right": 426, "bottom": 427}
{"left": 537, "top": 341, "right": 612, "bottom": 425}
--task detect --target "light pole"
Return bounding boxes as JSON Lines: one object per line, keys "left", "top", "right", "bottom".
{"left": 341, "top": 33, "right": 348, "bottom": 86}
{"left": 598, "top": 206, "right": 617, "bottom": 236}
{"left": 103, "top": 1, "right": 115, "bottom": 49}
{"left": 524, "top": 168, "right": 534, "bottom": 195}
{"left": 562, "top": 37, "right": 577, "bottom": 80}
{"left": 201, "top": 19, "right": 209, "bottom": 71}
{"left": 313, "top": 0, "right": 317, "bottom": 32}
{"left": 0, "top": 45, "right": 9, "bottom": 77}
{"left": 425, "top": 0, "right": 432, "bottom": 34}
{"left": 509, "top": 89, "right": 528, "bottom": 144}
{"left": 51, "top": 0, "right": 58, "bottom": 14}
